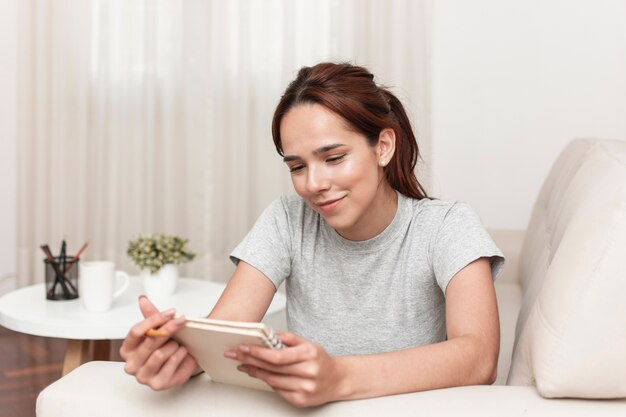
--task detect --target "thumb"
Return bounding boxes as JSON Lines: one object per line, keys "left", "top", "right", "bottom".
{"left": 138, "top": 295, "right": 160, "bottom": 319}
{"left": 278, "top": 332, "right": 307, "bottom": 347}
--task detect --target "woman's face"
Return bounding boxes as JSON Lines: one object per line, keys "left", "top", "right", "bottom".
{"left": 280, "top": 103, "right": 394, "bottom": 240}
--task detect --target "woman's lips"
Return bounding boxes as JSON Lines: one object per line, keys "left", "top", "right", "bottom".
{"left": 317, "top": 196, "right": 344, "bottom": 214}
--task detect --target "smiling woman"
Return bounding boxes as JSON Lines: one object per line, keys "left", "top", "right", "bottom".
{"left": 120, "top": 62, "right": 505, "bottom": 408}
{"left": 280, "top": 104, "right": 396, "bottom": 240}
{"left": 272, "top": 63, "right": 429, "bottom": 241}
{"left": 272, "top": 63, "right": 429, "bottom": 202}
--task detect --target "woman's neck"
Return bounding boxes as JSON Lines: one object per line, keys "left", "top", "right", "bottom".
{"left": 338, "top": 182, "right": 398, "bottom": 241}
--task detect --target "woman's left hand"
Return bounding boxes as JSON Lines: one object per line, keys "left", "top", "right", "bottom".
{"left": 225, "top": 332, "right": 345, "bottom": 408}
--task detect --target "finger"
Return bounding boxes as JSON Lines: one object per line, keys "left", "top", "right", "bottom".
{"left": 131, "top": 315, "right": 187, "bottom": 360}
{"left": 131, "top": 308, "right": 177, "bottom": 340}
{"left": 154, "top": 345, "right": 192, "bottom": 387}
{"left": 121, "top": 309, "right": 176, "bottom": 355}
{"left": 139, "top": 295, "right": 160, "bottom": 318}
{"left": 149, "top": 314, "right": 187, "bottom": 338}
{"left": 229, "top": 350, "right": 316, "bottom": 378}
{"left": 172, "top": 354, "right": 201, "bottom": 386}
{"left": 239, "top": 365, "right": 313, "bottom": 393}
{"left": 279, "top": 332, "right": 307, "bottom": 347}
{"left": 229, "top": 351, "right": 287, "bottom": 375}
{"left": 122, "top": 316, "right": 186, "bottom": 374}
{"left": 140, "top": 350, "right": 198, "bottom": 391}
{"left": 136, "top": 340, "right": 180, "bottom": 382}
{"left": 122, "top": 309, "right": 175, "bottom": 352}
{"left": 241, "top": 340, "right": 313, "bottom": 366}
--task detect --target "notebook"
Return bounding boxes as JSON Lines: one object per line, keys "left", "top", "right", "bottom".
{"left": 173, "top": 317, "right": 284, "bottom": 391}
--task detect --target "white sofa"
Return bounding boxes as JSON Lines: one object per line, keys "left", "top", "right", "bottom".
{"left": 37, "top": 138, "right": 626, "bottom": 416}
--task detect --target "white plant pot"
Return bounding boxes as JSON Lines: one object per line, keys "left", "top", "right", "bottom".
{"left": 141, "top": 264, "right": 179, "bottom": 299}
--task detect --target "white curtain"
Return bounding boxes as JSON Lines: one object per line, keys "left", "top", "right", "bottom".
{"left": 17, "top": 0, "right": 431, "bottom": 287}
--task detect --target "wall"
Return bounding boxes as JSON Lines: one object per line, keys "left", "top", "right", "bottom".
{"left": 431, "top": 0, "right": 626, "bottom": 229}
{"left": 0, "top": 0, "right": 18, "bottom": 294}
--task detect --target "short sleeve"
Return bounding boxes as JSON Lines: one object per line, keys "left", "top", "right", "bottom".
{"left": 430, "top": 202, "right": 505, "bottom": 293}
{"left": 229, "top": 198, "right": 292, "bottom": 289}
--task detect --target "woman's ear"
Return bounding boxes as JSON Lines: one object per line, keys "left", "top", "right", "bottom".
{"left": 377, "top": 128, "right": 396, "bottom": 167}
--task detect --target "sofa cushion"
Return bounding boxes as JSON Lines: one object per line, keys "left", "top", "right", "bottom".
{"left": 494, "top": 281, "right": 522, "bottom": 385}
{"left": 37, "top": 361, "right": 626, "bottom": 417}
{"left": 508, "top": 139, "right": 626, "bottom": 398}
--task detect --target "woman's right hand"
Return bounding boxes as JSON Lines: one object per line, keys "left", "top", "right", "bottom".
{"left": 119, "top": 296, "right": 200, "bottom": 391}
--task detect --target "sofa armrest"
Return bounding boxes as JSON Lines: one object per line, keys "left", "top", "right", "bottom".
{"left": 37, "top": 361, "right": 626, "bottom": 417}
{"left": 487, "top": 229, "right": 525, "bottom": 285}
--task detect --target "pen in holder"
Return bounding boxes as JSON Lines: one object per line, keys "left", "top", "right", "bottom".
{"left": 44, "top": 256, "right": 79, "bottom": 300}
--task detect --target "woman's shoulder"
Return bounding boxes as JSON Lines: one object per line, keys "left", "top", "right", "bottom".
{"left": 405, "top": 194, "right": 471, "bottom": 212}
{"left": 403, "top": 195, "right": 480, "bottom": 225}
{"left": 403, "top": 195, "right": 491, "bottom": 250}
{"left": 269, "top": 194, "right": 309, "bottom": 213}
{"left": 263, "top": 194, "right": 317, "bottom": 224}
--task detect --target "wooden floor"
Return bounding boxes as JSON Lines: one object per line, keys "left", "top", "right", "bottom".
{"left": 0, "top": 326, "right": 121, "bottom": 417}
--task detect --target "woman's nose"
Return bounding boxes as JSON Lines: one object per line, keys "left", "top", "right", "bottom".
{"left": 306, "top": 165, "right": 331, "bottom": 193}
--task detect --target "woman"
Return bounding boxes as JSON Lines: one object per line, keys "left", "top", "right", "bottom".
{"left": 120, "top": 62, "right": 505, "bottom": 408}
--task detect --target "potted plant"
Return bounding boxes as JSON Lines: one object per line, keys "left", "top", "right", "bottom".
{"left": 127, "top": 234, "right": 196, "bottom": 298}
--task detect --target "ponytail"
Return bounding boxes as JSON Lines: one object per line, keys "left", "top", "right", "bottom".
{"left": 382, "top": 91, "right": 430, "bottom": 200}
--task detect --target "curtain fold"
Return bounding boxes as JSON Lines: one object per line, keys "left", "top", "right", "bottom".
{"left": 18, "top": 0, "right": 431, "bottom": 287}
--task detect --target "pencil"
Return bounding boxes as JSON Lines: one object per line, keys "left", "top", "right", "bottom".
{"left": 145, "top": 329, "right": 169, "bottom": 337}
{"left": 60, "top": 240, "right": 89, "bottom": 277}
{"left": 74, "top": 240, "right": 89, "bottom": 260}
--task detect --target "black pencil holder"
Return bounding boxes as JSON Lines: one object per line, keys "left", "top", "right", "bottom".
{"left": 44, "top": 256, "right": 79, "bottom": 300}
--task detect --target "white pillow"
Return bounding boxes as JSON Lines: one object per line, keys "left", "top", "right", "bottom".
{"left": 508, "top": 139, "right": 626, "bottom": 399}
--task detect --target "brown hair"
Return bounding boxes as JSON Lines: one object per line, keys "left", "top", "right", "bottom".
{"left": 271, "top": 62, "right": 430, "bottom": 200}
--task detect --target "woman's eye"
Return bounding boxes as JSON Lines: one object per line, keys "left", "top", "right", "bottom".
{"left": 326, "top": 154, "right": 345, "bottom": 163}
{"left": 289, "top": 165, "right": 304, "bottom": 173}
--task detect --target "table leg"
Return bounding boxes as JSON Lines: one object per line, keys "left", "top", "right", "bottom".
{"left": 62, "top": 340, "right": 90, "bottom": 376}
{"left": 93, "top": 340, "right": 111, "bottom": 361}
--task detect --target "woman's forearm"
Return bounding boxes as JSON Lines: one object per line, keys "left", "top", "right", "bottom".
{"left": 333, "top": 335, "right": 498, "bottom": 401}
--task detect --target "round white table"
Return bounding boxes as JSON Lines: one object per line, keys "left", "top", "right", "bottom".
{"left": 0, "top": 277, "right": 286, "bottom": 375}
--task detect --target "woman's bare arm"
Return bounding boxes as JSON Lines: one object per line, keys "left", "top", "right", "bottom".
{"left": 207, "top": 260, "right": 278, "bottom": 322}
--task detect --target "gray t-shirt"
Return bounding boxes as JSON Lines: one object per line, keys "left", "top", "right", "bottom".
{"left": 230, "top": 192, "right": 504, "bottom": 356}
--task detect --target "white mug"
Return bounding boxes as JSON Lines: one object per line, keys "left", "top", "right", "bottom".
{"left": 79, "top": 261, "right": 130, "bottom": 313}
